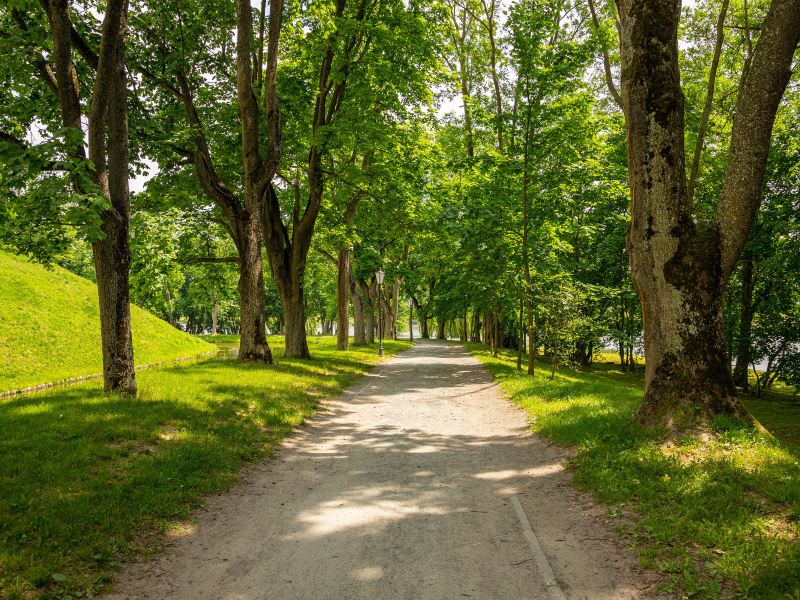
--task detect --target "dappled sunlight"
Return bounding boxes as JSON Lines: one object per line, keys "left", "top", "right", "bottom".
{"left": 351, "top": 566, "right": 385, "bottom": 581}
{"left": 0, "top": 337, "right": 412, "bottom": 596}
{"left": 474, "top": 463, "right": 564, "bottom": 480}
{"left": 5, "top": 401, "right": 55, "bottom": 416}
{"left": 468, "top": 343, "right": 800, "bottom": 596}
{"left": 166, "top": 522, "right": 198, "bottom": 539}
{"left": 286, "top": 486, "right": 462, "bottom": 539}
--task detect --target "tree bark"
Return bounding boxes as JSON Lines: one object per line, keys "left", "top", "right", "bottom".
{"left": 732, "top": 256, "right": 754, "bottom": 388}
{"left": 470, "top": 312, "right": 481, "bottom": 342}
{"left": 365, "top": 280, "right": 377, "bottom": 343}
{"left": 618, "top": 296, "right": 626, "bottom": 368}
{"left": 211, "top": 298, "right": 219, "bottom": 335}
{"left": 232, "top": 0, "right": 276, "bottom": 363}
{"left": 235, "top": 210, "right": 272, "bottom": 361}
{"left": 492, "top": 310, "right": 501, "bottom": 357}
{"left": 421, "top": 317, "right": 430, "bottom": 339}
{"left": 517, "top": 293, "right": 524, "bottom": 370}
{"left": 46, "top": 0, "right": 137, "bottom": 394}
{"left": 336, "top": 248, "right": 350, "bottom": 350}
{"left": 436, "top": 319, "right": 446, "bottom": 340}
{"left": 352, "top": 278, "right": 366, "bottom": 346}
{"left": 616, "top": 0, "right": 800, "bottom": 426}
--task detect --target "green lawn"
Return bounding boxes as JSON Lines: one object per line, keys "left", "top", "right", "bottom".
{"left": 0, "top": 335, "right": 410, "bottom": 600}
{"left": 468, "top": 344, "right": 800, "bottom": 599}
{"left": 0, "top": 251, "right": 212, "bottom": 393}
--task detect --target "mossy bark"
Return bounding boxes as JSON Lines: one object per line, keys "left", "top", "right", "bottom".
{"left": 617, "top": 0, "right": 800, "bottom": 427}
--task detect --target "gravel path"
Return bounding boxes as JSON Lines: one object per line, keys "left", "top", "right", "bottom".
{"left": 105, "top": 340, "right": 665, "bottom": 599}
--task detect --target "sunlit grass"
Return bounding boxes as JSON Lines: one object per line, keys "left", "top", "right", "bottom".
{"left": 0, "top": 335, "right": 410, "bottom": 600}
{"left": 0, "top": 251, "right": 212, "bottom": 393}
{"left": 468, "top": 344, "right": 800, "bottom": 599}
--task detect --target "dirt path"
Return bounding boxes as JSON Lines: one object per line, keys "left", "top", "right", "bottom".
{"left": 106, "top": 340, "right": 665, "bottom": 600}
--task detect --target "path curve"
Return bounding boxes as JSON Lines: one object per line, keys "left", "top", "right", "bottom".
{"left": 106, "top": 340, "right": 664, "bottom": 599}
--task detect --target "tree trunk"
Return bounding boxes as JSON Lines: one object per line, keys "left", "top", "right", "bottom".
{"left": 390, "top": 275, "right": 401, "bottom": 340}
{"left": 732, "top": 256, "right": 754, "bottom": 388}
{"left": 211, "top": 299, "right": 219, "bottom": 335}
{"left": 616, "top": 0, "right": 800, "bottom": 426}
{"left": 93, "top": 4, "right": 136, "bottom": 394}
{"left": 281, "top": 293, "right": 309, "bottom": 357}
{"left": 93, "top": 206, "right": 136, "bottom": 393}
{"left": 619, "top": 297, "right": 626, "bottom": 368}
{"left": 460, "top": 312, "right": 467, "bottom": 342}
{"left": 336, "top": 248, "right": 350, "bottom": 350}
{"left": 492, "top": 311, "right": 496, "bottom": 357}
{"left": 436, "top": 319, "right": 446, "bottom": 340}
{"left": 352, "top": 280, "right": 366, "bottom": 346}
{"left": 421, "top": 315, "right": 430, "bottom": 338}
{"left": 46, "top": 0, "right": 138, "bottom": 393}
{"left": 517, "top": 293, "right": 524, "bottom": 371}
{"left": 470, "top": 312, "right": 481, "bottom": 342}
{"left": 236, "top": 215, "right": 272, "bottom": 362}
{"left": 409, "top": 301, "right": 414, "bottom": 342}
{"left": 363, "top": 280, "right": 376, "bottom": 344}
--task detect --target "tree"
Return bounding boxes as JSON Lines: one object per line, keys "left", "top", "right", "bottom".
{"left": 128, "top": 0, "right": 280, "bottom": 362}
{"left": 1, "top": 0, "right": 137, "bottom": 393}
{"left": 615, "top": 0, "right": 800, "bottom": 425}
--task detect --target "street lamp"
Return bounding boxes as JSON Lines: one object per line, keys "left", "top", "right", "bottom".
{"left": 409, "top": 297, "right": 414, "bottom": 342}
{"left": 376, "top": 269, "right": 385, "bottom": 356}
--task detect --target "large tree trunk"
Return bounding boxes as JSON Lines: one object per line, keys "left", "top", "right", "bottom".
{"left": 46, "top": 0, "right": 138, "bottom": 393}
{"left": 493, "top": 310, "right": 501, "bottom": 357}
{"left": 470, "top": 312, "right": 481, "bottom": 342}
{"left": 263, "top": 184, "right": 311, "bottom": 359}
{"left": 211, "top": 299, "right": 219, "bottom": 335}
{"left": 732, "top": 256, "right": 754, "bottom": 388}
{"left": 436, "top": 319, "right": 446, "bottom": 340}
{"left": 421, "top": 315, "right": 430, "bottom": 339}
{"left": 620, "top": 3, "right": 738, "bottom": 424}
{"left": 94, "top": 3, "right": 136, "bottom": 394}
{"left": 233, "top": 0, "right": 280, "bottom": 363}
{"left": 359, "top": 280, "right": 375, "bottom": 344}
{"left": 281, "top": 289, "right": 309, "bottom": 358}
{"left": 616, "top": 0, "right": 800, "bottom": 426}
{"left": 235, "top": 213, "right": 272, "bottom": 362}
{"left": 618, "top": 297, "right": 626, "bottom": 368}
{"left": 336, "top": 248, "right": 350, "bottom": 350}
{"left": 517, "top": 294, "right": 524, "bottom": 370}
{"left": 353, "top": 279, "right": 366, "bottom": 346}
{"left": 390, "top": 277, "right": 401, "bottom": 340}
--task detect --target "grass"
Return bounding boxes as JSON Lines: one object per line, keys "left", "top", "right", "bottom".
{"left": 467, "top": 344, "right": 800, "bottom": 599}
{"left": 0, "top": 335, "right": 410, "bottom": 600}
{"left": 0, "top": 251, "right": 212, "bottom": 393}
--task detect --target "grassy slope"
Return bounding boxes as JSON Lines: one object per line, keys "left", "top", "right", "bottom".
{"left": 0, "top": 251, "right": 212, "bottom": 392}
{"left": 469, "top": 345, "right": 800, "bottom": 599}
{"left": 0, "top": 336, "right": 410, "bottom": 600}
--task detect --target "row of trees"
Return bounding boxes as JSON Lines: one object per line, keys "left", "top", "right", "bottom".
{"left": 1, "top": 0, "right": 798, "bottom": 426}
{"left": 1, "top": 0, "right": 439, "bottom": 386}
{"left": 402, "top": 0, "right": 800, "bottom": 425}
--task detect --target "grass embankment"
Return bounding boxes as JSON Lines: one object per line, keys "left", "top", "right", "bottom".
{"left": 0, "top": 251, "right": 212, "bottom": 393}
{"left": 0, "top": 335, "right": 410, "bottom": 600}
{"left": 468, "top": 345, "right": 800, "bottom": 599}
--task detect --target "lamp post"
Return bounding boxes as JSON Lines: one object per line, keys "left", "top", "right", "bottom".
{"left": 409, "top": 297, "right": 414, "bottom": 342}
{"left": 376, "top": 269, "right": 385, "bottom": 356}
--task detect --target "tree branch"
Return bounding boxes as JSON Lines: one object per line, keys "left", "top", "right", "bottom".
{"left": 716, "top": 0, "right": 800, "bottom": 280}
{"left": 687, "top": 0, "right": 729, "bottom": 205}
{"left": 176, "top": 256, "right": 239, "bottom": 264}
{"left": 588, "top": 0, "right": 623, "bottom": 111}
